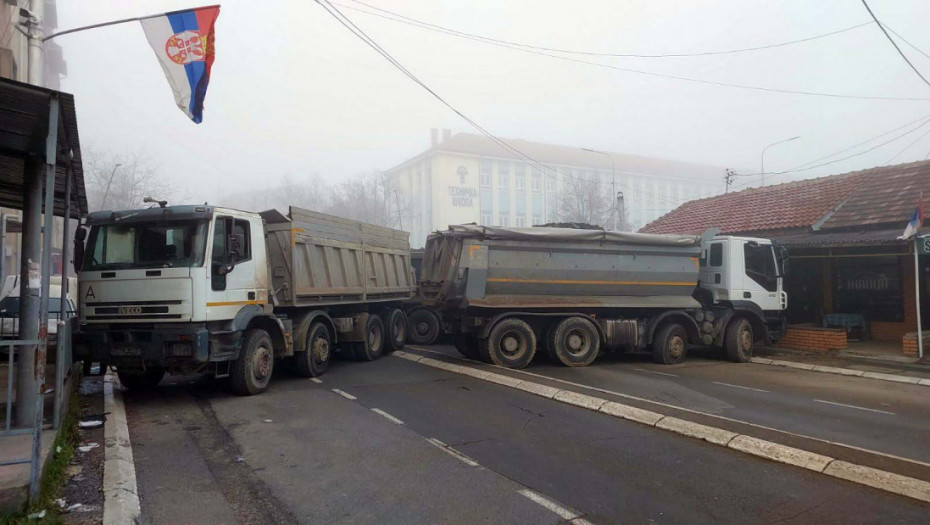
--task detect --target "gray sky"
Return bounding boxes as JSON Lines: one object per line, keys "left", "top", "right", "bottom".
{"left": 57, "top": 0, "right": 930, "bottom": 202}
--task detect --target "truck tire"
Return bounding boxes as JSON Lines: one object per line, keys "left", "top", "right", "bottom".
{"left": 542, "top": 323, "right": 559, "bottom": 362}
{"left": 485, "top": 318, "right": 536, "bottom": 369}
{"left": 407, "top": 308, "right": 440, "bottom": 345}
{"left": 353, "top": 314, "right": 386, "bottom": 361}
{"left": 295, "top": 322, "right": 332, "bottom": 377}
{"left": 548, "top": 317, "right": 600, "bottom": 367}
{"left": 454, "top": 333, "right": 480, "bottom": 360}
{"left": 652, "top": 323, "right": 688, "bottom": 365}
{"left": 116, "top": 367, "right": 165, "bottom": 391}
{"left": 230, "top": 329, "right": 275, "bottom": 396}
{"left": 725, "top": 317, "right": 754, "bottom": 363}
{"left": 383, "top": 308, "right": 407, "bottom": 352}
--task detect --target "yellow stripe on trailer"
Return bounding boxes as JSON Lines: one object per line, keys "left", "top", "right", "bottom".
{"left": 485, "top": 278, "right": 695, "bottom": 286}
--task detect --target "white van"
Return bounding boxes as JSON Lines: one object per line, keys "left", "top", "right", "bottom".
{"left": 0, "top": 275, "right": 78, "bottom": 339}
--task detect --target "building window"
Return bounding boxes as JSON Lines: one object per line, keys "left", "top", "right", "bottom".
{"left": 515, "top": 173, "right": 525, "bottom": 191}
{"left": 532, "top": 214, "right": 541, "bottom": 226}
{"left": 480, "top": 160, "right": 492, "bottom": 188}
{"left": 515, "top": 214, "right": 525, "bottom": 227}
{"left": 546, "top": 172, "right": 557, "bottom": 193}
{"left": 480, "top": 213, "right": 492, "bottom": 225}
{"left": 499, "top": 167, "right": 509, "bottom": 189}
{"left": 834, "top": 257, "right": 904, "bottom": 322}
{"left": 499, "top": 213, "right": 509, "bottom": 227}
{"left": 531, "top": 170, "right": 541, "bottom": 193}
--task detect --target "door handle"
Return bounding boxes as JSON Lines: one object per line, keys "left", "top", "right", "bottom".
{"left": 248, "top": 291, "right": 256, "bottom": 300}
{"left": 743, "top": 292, "right": 752, "bottom": 298}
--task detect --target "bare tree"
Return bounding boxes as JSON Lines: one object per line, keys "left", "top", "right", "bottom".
{"left": 557, "top": 176, "right": 613, "bottom": 228}
{"left": 84, "top": 148, "right": 183, "bottom": 211}
{"left": 325, "top": 171, "right": 392, "bottom": 227}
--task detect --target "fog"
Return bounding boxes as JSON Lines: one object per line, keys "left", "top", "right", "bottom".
{"left": 57, "top": 0, "right": 930, "bottom": 207}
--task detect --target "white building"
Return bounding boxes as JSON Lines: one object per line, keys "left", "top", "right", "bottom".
{"left": 385, "top": 131, "right": 728, "bottom": 248}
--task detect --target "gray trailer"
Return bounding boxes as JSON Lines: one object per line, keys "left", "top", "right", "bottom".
{"left": 419, "top": 224, "right": 787, "bottom": 368}
{"left": 75, "top": 205, "right": 415, "bottom": 395}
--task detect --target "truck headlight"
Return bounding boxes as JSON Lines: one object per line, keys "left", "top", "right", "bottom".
{"left": 167, "top": 342, "right": 193, "bottom": 357}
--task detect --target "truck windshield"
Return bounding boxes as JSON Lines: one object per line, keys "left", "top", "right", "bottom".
{"left": 83, "top": 220, "right": 208, "bottom": 271}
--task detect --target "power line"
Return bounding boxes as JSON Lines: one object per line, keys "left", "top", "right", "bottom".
{"left": 346, "top": 0, "right": 873, "bottom": 59}
{"left": 333, "top": 1, "right": 930, "bottom": 102}
{"left": 727, "top": 114, "right": 930, "bottom": 192}
{"left": 885, "top": 126, "right": 930, "bottom": 164}
{"left": 883, "top": 24, "right": 930, "bottom": 63}
{"left": 861, "top": 0, "right": 930, "bottom": 89}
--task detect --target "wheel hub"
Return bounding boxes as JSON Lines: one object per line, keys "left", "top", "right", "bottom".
{"left": 369, "top": 325, "right": 383, "bottom": 350}
{"left": 669, "top": 336, "right": 685, "bottom": 359}
{"left": 566, "top": 332, "right": 585, "bottom": 353}
{"left": 253, "top": 345, "right": 272, "bottom": 380}
{"left": 416, "top": 322, "right": 429, "bottom": 335}
{"left": 740, "top": 329, "right": 752, "bottom": 351}
{"left": 313, "top": 337, "right": 330, "bottom": 364}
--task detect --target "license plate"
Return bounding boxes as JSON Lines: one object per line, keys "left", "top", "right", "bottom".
{"left": 111, "top": 345, "right": 142, "bottom": 356}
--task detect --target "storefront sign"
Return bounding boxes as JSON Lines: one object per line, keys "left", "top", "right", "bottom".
{"left": 917, "top": 235, "right": 930, "bottom": 255}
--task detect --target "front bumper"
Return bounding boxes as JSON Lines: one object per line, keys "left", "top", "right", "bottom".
{"left": 74, "top": 323, "right": 211, "bottom": 366}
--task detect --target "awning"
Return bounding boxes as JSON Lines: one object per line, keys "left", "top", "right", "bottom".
{"left": 769, "top": 228, "right": 906, "bottom": 248}
{"left": 0, "top": 77, "right": 87, "bottom": 218}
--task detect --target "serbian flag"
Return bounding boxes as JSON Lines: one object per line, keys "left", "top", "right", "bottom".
{"left": 140, "top": 6, "right": 220, "bottom": 123}
{"left": 899, "top": 194, "right": 924, "bottom": 240}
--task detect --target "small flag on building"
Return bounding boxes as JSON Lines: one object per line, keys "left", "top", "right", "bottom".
{"left": 140, "top": 5, "right": 220, "bottom": 123}
{"left": 899, "top": 194, "right": 924, "bottom": 239}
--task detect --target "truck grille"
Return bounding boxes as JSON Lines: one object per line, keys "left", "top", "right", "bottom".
{"left": 85, "top": 300, "right": 185, "bottom": 321}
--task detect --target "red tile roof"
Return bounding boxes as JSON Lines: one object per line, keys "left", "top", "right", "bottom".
{"left": 640, "top": 160, "right": 930, "bottom": 235}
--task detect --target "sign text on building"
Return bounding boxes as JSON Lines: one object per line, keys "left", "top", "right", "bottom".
{"left": 448, "top": 186, "right": 477, "bottom": 207}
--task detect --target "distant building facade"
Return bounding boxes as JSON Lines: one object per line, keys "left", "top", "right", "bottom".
{"left": 385, "top": 130, "right": 727, "bottom": 248}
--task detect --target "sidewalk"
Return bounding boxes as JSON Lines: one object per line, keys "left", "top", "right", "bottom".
{"left": 756, "top": 346, "right": 930, "bottom": 382}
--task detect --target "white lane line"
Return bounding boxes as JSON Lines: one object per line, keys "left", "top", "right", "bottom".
{"left": 405, "top": 346, "right": 930, "bottom": 470}
{"left": 425, "top": 437, "right": 480, "bottom": 467}
{"left": 310, "top": 378, "right": 323, "bottom": 384}
{"left": 518, "top": 489, "right": 585, "bottom": 521}
{"left": 331, "top": 388, "right": 357, "bottom": 400}
{"left": 712, "top": 381, "right": 770, "bottom": 393}
{"left": 634, "top": 368, "right": 678, "bottom": 377}
{"left": 814, "top": 399, "right": 895, "bottom": 416}
{"left": 371, "top": 408, "right": 405, "bottom": 425}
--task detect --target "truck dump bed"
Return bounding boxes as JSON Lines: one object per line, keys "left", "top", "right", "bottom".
{"left": 420, "top": 224, "right": 703, "bottom": 310}
{"left": 263, "top": 207, "right": 415, "bottom": 308}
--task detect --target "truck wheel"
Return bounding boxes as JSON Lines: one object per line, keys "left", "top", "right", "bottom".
{"left": 383, "top": 308, "right": 408, "bottom": 352}
{"left": 407, "top": 308, "right": 440, "bottom": 345}
{"left": 652, "top": 323, "right": 688, "bottom": 365}
{"left": 230, "top": 329, "right": 275, "bottom": 396}
{"left": 549, "top": 317, "right": 600, "bottom": 367}
{"left": 542, "top": 322, "right": 559, "bottom": 362}
{"left": 454, "top": 333, "right": 480, "bottom": 360}
{"left": 354, "top": 314, "right": 386, "bottom": 361}
{"left": 725, "top": 317, "right": 754, "bottom": 363}
{"left": 116, "top": 367, "right": 165, "bottom": 391}
{"left": 485, "top": 318, "right": 537, "bottom": 369}
{"left": 295, "top": 322, "right": 332, "bottom": 377}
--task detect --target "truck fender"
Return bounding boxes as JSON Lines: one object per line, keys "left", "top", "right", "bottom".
{"left": 292, "top": 310, "right": 338, "bottom": 352}
{"left": 713, "top": 301, "right": 768, "bottom": 346}
{"left": 232, "top": 304, "right": 265, "bottom": 332}
{"left": 646, "top": 311, "right": 701, "bottom": 346}
{"left": 244, "top": 313, "right": 291, "bottom": 356}
{"left": 479, "top": 311, "right": 606, "bottom": 343}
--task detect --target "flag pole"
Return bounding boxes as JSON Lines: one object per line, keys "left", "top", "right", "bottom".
{"left": 42, "top": 5, "right": 221, "bottom": 41}
{"left": 917, "top": 236, "right": 924, "bottom": 359}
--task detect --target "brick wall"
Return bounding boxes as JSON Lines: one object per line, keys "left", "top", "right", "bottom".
{"left": 777, "top": 324, "right": 847, "bottom": 352}
{"left": 902, "top": 331, "right": 930, "bottom": 357}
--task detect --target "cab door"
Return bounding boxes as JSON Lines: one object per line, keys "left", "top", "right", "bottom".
{"left": 206, "top": 214, "right": 261, "bottom": 320}
{"left": 740, "top": 241, "right": 782, "bottom": 311}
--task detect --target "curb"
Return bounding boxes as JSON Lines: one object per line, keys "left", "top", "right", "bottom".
{"left": 394, "top": 350, "right": 930, "bottom": 504}
{"left": 750, "top": 357, "right": 930, "bottom": 387}
{"left": 102, "top": 371, "right": 141, "bottom": 525}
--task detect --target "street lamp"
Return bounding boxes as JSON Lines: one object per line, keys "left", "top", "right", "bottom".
{"left": 100, "top": 162, "right": 122, "bottom": 210}
{"left": 760, "top": 136, "right": 800, "bottom": 187}
{"left": 581, "top": 147, "right": 618, "bottom": 230}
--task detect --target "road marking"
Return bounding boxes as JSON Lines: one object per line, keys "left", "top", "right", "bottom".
{"left": 331, "top": 389, "right": 356, "bottom": 400}
{"left": 425, "top": 438, "right": 480, "bottom": 467}
{"left": 814, "top": 399, "right": 895, "bottom": 416}
{"left": 712, "top": 381, "right": 770, "bottom": 393}
{"left": 310, "top": 378, "right": 323, "bottom": 384}
{"left": 634, "top": 367, "right": 678, "bottom": 377}
{"left": 371, "top": 408, "right": 404, "bottom": 424}
{"left": 404, "top": 346, "right": 930, "bottom": 470}
{"left": 518, "top": 489, "right": 589, "bottom": 522}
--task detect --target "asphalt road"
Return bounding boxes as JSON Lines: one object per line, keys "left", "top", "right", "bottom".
{"left": 124, "top": 348, "right": 930, "bottom": 524}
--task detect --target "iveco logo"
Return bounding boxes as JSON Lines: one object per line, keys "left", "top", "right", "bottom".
{"left": 119, "top": 306, "right": 143, "bottom": 315}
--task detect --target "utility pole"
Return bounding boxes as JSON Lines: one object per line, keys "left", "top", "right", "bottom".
{"left": 616, "top": 191, "right": 625, "bottom": 232}
{"left": 724, "top": 169, "right": 737, "bottom": 193}
{"left": 99, "top": 163, "right": 121, "bottom": 210}
{"left": 26, "top": 0, "right": 45, "bottom": 87}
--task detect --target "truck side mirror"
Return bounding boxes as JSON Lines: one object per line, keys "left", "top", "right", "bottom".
{"left": 73, "top": 227, "right": 87, "bottom": 274}
{"left": 227, "top": 233, "right": 245, "bottom": 264}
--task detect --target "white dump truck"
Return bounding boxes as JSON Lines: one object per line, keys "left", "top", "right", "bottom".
{"left": 419, "top": 225, "right": 788, "bottom": 368}
{"left": 73, "top": 204, "right": 414, "bottom": 395}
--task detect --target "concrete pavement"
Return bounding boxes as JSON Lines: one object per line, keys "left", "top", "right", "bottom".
{"left": 122, "top": 349, "right": 930, "bottom": 524}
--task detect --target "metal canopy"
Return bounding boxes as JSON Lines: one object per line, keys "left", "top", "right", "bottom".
{"left": 0, "top": 77, "right": 87, "bottom": 218}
